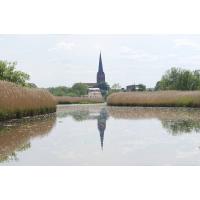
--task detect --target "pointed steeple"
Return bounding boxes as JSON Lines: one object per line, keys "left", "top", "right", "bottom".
{"left": 98, "top": 52, "right": 103, "bottom": 73}
{"left": 97, "top": 52, "right": 105, "bottom": 84}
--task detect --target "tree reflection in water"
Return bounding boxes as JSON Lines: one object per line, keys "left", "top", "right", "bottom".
{"left": 0, "top": 115, "right": 56, "bottom": 163}
{"left": 161, "top": 120, "right": 200, "bottom": 135}
{"left": 108, "top": 106, "right": 200, "bottom": 135}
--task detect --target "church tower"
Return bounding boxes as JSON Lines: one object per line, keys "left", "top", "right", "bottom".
{"left": 97, "top": 52, "right": 105, "bottom": 84}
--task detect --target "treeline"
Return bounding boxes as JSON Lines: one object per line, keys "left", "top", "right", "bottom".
{"left": 48, "top": 83, "right": 88, "bottom": 97}
{"left": 48, "top": 82, "right": 110, "bottom": 97}
{"left": 155, "top": 67, "right": 200, "bottom": 90}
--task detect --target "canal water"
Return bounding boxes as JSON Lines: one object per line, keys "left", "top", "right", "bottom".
{"left": 1, "top": 104, "right": 200, "bottom": 165}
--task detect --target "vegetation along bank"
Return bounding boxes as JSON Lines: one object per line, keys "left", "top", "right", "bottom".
{"left": 55, "top": 96, "right": 104, "bottom": 104}
{"left": 0, "top": 81, "right": 56, "bottom": 121}
{"left": 107, "top": 91, "right": 200, "bottom": 107}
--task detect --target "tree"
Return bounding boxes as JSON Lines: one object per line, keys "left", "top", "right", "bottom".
{"left": 155, "top": 67, "right": 200, "bottom": 90}
{"left": 27, "top": 83, "right": 37, "bottom": 88}
{"left": 106, "top": 83, "right": 122, "bottom": 98}
{"left": 48, "top": 86, "right": 70, "bottom": 96}
{"left": 0, "top": 61, "right": 30, "bottom": 86}
{"left": 48, "top": 84, "right": 88, "bottom": 97}
{"left": 111, "top": 83, "right": 121, "bottom": 90}
{"left": 137, "top": 84, "right": 146, "bottom": 91}
{"left": 97, "top": 82, "right": 110, "bottom": 91}
{"left": 71, "top": 83, "right": 88, "bottom": 96}
{"left": 97, "top": 82, "right": 110, "bottom": 96}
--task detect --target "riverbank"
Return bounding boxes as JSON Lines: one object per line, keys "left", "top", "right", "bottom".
{"left": 107, "top": 91, "right": 200, "bottom": 107}
{"left": 55, "top": 96, "right": 104, "bottom": 104}
{"left": 0, "top": 81, "right": 56, "bottom": 121}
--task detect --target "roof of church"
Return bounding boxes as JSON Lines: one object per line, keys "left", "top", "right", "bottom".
{"left": 82, "top": 83, "right": 97, "bottom": 88}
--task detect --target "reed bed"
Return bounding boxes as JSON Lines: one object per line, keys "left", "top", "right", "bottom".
{"left": 55, "top": 96, "right": 104, "bottom": 104}
{"left": 0, "top": 80, "right": 56, "bottom": 120}
{"left": 107, "top": 91, "right": 200, "bottom": 107}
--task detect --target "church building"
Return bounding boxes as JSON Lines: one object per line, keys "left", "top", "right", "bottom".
{"left": 83, "top": 52, "right": 105, "bottom": 98}
{"left": 83, "top": 52, "right": 106, "bottom": 88}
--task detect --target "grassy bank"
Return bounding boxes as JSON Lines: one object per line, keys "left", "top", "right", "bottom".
{"left": 107, "top": 91, "right": 200, "bottom": 107}
{"left": 0, "top": 80, "right": 56, "bottom": 121}
{"left": 55, "top": 96, "right": 104, "bottom": 104}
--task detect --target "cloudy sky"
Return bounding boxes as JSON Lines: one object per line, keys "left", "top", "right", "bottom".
{"left": 1, "top": 35, "right": 200, "bottom": 88}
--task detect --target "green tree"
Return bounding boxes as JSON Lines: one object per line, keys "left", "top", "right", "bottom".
{"left": 155, "top": 67, "right": 200, "bottom": 90}
{"left": 71, "top": 83, "right": 88, "bottom": 96}
{"left": 137, "top": 84, "right": 146, "bottom": 91}
{"left": 48, "top": 84, "right": 88, "bottom": 97}
{"left": 111, "top": 83, "right": 121, "bottom": 90}
{"left": 0, "top": 61, "right": 30, "bottom": 86}
{"left": 97, "top": 82, "right": 110, "bottom": 96}
{"left": 106, "top": 83, "right": 122, "bottom": 98}
{"left": 27, "top": 83, "right": 37, "bottom": 88}
{"left": 48, "top": 86, "right": 71, "bottom": 96}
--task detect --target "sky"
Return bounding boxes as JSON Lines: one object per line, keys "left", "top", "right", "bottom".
{"left": 1, "top": 35, "right": 200, "bottom": 88}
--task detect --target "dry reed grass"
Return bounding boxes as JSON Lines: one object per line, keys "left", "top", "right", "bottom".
{"left": 55, "top": 96, "right": 104, "bottom": 104}
{"left": 0, "top": 80, "right": 56, "bottom": 120}
{"left": 107, "top": 91, "right": 200, "bottom": 107}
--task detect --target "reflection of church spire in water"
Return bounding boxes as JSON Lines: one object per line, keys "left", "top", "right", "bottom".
{"left": 97, "top": 108, "right": 108, "bottom": 151}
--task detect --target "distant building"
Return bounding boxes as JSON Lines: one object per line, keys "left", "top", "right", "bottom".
{"left": 88, "top": 88, "right": 103, "bottom": 98}
{"left": 126, "top": 84, "right": 146, "bottom": 91}
{"left": 126, "top": 84, "right": 139, "bottom": 91}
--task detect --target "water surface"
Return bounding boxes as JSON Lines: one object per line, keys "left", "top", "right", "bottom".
{"left": 1, "top": 104, "right": 200, "bottom": 165}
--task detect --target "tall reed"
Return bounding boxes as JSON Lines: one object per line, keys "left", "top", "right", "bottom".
{"left": 107, "top": 91, "right": 200, "bottom": 107}
{"left": 55, "top": 96, "right": 104, "bottom": 104}
{"left": 0, "top": 80, "right": 56, "bottom": 120}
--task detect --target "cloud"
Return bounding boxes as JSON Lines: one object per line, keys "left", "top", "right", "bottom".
{"left": 48, "top": 41, "right": 75, "bottom": 52}
{"left": 177, "top": 54, "right": 200, "bottom": 65}
{"left": 174, "top": 39, "right": 200, "bottom": 49}
{"left": 120, "top": 46, "right": 159, "bottom": 62}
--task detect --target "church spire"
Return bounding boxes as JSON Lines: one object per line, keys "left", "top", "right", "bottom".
{"left": 98, "top": 52, "right": 103, "bottom": 73}
{"left": 97, "top": 52, "right": 105, "bottom": 84}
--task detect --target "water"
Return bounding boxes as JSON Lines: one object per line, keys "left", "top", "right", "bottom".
{"left": 1, "top": 104, "right": 200, "bottom": 165}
